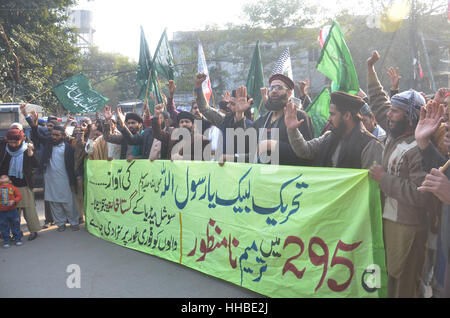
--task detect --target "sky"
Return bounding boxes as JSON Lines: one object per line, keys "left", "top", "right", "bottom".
{"left": 72, "top": 0, "right": 256, "bottom": 61}
{"left": 71, "top": 0, "right": 357, "bottom": 62}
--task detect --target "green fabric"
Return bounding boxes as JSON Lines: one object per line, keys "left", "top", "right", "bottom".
{"left": 152, "top": 28, "right": 176, "bottom": 81}
{"left": 52, "top": 73, "right": 108, "bottom": 113}
{"left": 136, "top": 26, "right": 163, "bottom": 114}
{"left": 85, "top": 160, "right": 387, "bottom": 298}
{"left": 246, "top": 41, "right": 265, "bottom": 119}
{"left": 306, "top": 87, "right": 331, "bottom": 137}
{"left": 317, "top": 21, "right": 359, "bottom": 95}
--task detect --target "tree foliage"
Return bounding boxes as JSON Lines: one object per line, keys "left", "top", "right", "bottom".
{"left": 0, "top": 0, "right": 81, "bottom": 114}
{"left": 242, "top": 0, "right": 319, "bottom": 47}
{"left": 80, "top": 46, "right": 139, "bottom": 107}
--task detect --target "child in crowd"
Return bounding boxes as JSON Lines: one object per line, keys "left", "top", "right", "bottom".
{"left": 0, "top": 175, "right": 23, "bottom": 248}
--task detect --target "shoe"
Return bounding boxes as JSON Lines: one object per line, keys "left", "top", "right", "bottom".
{"left": 42, "top": 224, "right": 49, "bottom": 229}
{"left": 57, "top": 226, "right": 66, "bottom": 232}
{"left": 28, "top": 232, "right": 38, "bottom": 241}
{"left": 15, "top": 241, "right": 23, "bottom": 246}
{"left": 70, "top": 225, "right": 80, "bottom": 231}
{"left": 3, "top": 243, "right": 11, "bottom": 248}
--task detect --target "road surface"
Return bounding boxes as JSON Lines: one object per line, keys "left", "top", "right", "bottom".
{"left": 0, "top": 192, "right": 263, "bottom": 298}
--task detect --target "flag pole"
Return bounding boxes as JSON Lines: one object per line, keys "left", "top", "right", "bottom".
{"left": 211, "top": 90, "right": 216, "bottom": 107}
{"left": 27, "top": 87, "right": 53, "bottom": 103}
{"left": 144, "top": 67, "right": 153, "bottom": 104}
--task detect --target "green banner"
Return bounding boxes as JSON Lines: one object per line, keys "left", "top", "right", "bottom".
{"left": 246, "top": 41, "right": 265, "bottom": 119}
{"left": 53, "top": 73, "right": 109, "bottom": 113}
{"left": 85, "top": 160, "right": 387, "bottom": 298}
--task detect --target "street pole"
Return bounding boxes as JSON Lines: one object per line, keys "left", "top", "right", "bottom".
{"left": 409, "top": 0, "right": 418, "bottom": 90}
{"left": 418, "top": 30, "right": 436, "bottom": 93}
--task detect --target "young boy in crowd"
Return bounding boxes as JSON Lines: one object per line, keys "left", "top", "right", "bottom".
{"left": 0, "top": 175, "right": 23, "bottom": 248}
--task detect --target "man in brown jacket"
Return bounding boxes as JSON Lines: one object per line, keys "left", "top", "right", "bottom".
{"left": 367, "top": 51, "right": 433, "bottom": 298}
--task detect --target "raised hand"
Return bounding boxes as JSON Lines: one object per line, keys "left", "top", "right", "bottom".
{"left": 235, "top": 86, "right": 253, "bottom": 114}
{"left": 29, "top": 110, "right": 39, "bottom": 126}
{"left": 195, "top": 73, "right": 207, "bottom": 89}
{"left": 153, "top": 103, "right": 165, "bottom": 119}
{"left": 116, "top": 107, "right": 126, "bottom": 127}
{"left": 260, "top": 87, "right": 268, "bottom": 103}
{"left": 367, "top": 51, "right": 380, "bottom": 70}
{"left": 168, "top": 80, "right": 176, "bottom": 98}
{"left": 298, "top": 79, "right": 309, "bottom": 97}
{"left": 387, "top": 67, "right": 401, "bottom": 91}
{"left": 221, "top": 90, "right": 231, "bottom": 102}
{"left": 433, "top": 87, "right": 450, "bottom": 105}
{"left": 415, "top": 100, "right": 444, "bottom": 149}
{"left": 283, "top": 100, "right": 304, "bottom": 131}
{"left": 20, "top": 103, "right": 27, "bottom": 116}
{"left": 103, "top": 106, "right": 113, "bottom": 122}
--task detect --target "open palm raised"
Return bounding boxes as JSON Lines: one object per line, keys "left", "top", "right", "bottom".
{"left": 283, "top": 100, "right": 304, "bottom": 131}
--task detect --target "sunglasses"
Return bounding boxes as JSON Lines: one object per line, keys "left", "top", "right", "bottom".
{"left": 268, "top": 85, "right": 288, "bottom": 92}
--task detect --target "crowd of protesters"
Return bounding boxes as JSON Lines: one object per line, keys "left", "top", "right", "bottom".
{"left": 0, "top": 50, "right": 449, "bottom": 298}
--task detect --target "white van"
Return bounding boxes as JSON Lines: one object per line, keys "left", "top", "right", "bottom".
{"left": 0, "top": 103, "right": 45, "bottom": 139}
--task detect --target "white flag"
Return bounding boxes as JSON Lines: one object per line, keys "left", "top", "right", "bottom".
{"left": 198, "top": 42, "right": 212, "bottom": 103}
{"left": 272, "top": 47, "right": 296, "bottom": 98}
{"left": 272, "top": 47, "right": 294, "bottom": 81}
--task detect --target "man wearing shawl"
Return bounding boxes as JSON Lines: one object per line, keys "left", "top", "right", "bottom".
{"left": 0, "top": 128, "right": 40, "bottom": 240}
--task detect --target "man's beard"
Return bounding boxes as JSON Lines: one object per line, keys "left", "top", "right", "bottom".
{"left": 331, "top": 120, "right": 347, "bottom": 139}
{"left": 128, "top": 127, "right": 139, "bottom": 134}
{"left": 51, "top": 139, "right": 62, "bottom": 145}
{"left": 388, "top": 117, "right": 410, "bottom": 138}
{"left": 7, "top": 143, "right": 22, "bottom": 152}
{"left": 265, "top": 94, "right": 288, "bottom": 111}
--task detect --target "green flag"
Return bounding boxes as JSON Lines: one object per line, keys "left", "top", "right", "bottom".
{"left": 317, "top": 21, "right": 359, "bottom": 95}
{"left": 53, "top": 73, "right": 109, "bottom": 113}
{"left": 136, "top": 26, "right": 152, "bottom": 88}
{"left": 306, "top": 87, "right": 331, "bottom": 138}
{"left": 136, "top": 26, "right": 163, "bottom": 113}
{"left": 152, "top": 28, "right": 176, "bottom": 81}
{"left": 246, "top": 41, "right": 265, "bottom": 119}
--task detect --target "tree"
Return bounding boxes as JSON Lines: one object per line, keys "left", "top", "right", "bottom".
{"left": 80, "top": 47, "right": 139, "bottom": 107}
{"left": 0, "top": 0, "right": 81, "bottom": 114}
{"left": 242, "top": 0, "right": 319, "bottom": 48}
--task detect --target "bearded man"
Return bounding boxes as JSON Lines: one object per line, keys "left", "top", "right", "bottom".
{"left": 152, "top": 104, "right": 210, "bottom": 161}
{"left": 367, "top": 50, "right": 434, "bottom": 298}
{"left": 0, "top": 128, "right": 41, "bottom": 240}
{"left": 250, "top": 74, "right": 314, "bottom": 166}
{"left": 284, "top": 91, "right": 383, "bottom": 169}
{"left": 40, "top": 125, "right": 79, "bottom": 232}
{"left": 102, "top": 108, "right": 145, "bottom": 160}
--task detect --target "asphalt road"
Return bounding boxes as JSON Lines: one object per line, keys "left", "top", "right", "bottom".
{"left": 0, "top": 192, "right": 263, "bottom": 298}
